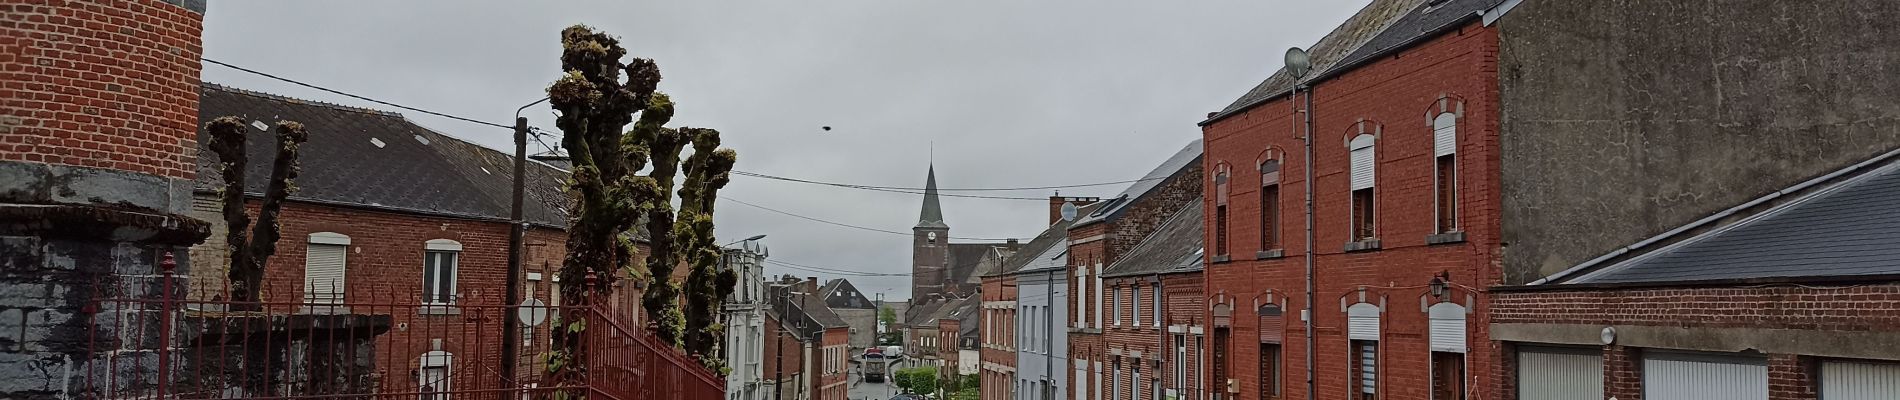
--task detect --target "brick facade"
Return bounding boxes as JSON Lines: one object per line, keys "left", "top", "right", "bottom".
{"left": 764, "top": 313, "right": 806, "bottom": 400}
{"left": 1200, "top": 21, "right": 1501, "bottom": 400}
{"left": 1, "top": 0, "right": 205, "bottom": 180}
{"left": 1067, "top": 158, "right": 1203, "bottom": 400}
{"left": 1100, "top": 272, "right": 1209, "bottom": 400}
{"left": 818, "top": 326, "right": 849, "bottom": 400}
{"left": 981, "top": 274, "right": 1018, "bottom": 400}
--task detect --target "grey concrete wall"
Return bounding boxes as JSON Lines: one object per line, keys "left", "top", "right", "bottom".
{"left": 1497, "top": 0, "right": 1900, "bottom": 283}
{"left": 833, "top": 308, "right": 877, "bottom": 350}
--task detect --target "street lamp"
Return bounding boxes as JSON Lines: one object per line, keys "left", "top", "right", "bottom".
{"left": 502, "top": 96, "right": 551, "bottom": 386}
{"left": 724, "top": 234, "right": 768, "bottom": 247}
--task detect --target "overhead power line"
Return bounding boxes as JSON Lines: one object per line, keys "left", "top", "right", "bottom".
{"left": 733, "top": 171, "right": 1047, "bottom": 201}
{"left": 722, "top": 197, "right": 1019, "bottom": 241}
{"left": 766, "top": 259, "right": 908, "bottom": 277}
{"left": 204, "top": 57, "right": 514, "bottom": 130}
{"left": 733, "top": 170, "right": 1158, "bottom": 192}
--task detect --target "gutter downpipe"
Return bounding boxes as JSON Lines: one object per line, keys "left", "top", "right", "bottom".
{"left": 1297, "top": 83, "right": 1317, "bottom": 400}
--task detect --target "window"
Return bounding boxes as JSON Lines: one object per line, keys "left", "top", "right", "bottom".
{"left": 1112, "top": 358, "right": 1122, "bottom": 400}
{"left": 1214, "top": 328, "right": 1230, "bottom": 400}
{"left": 1215, "top": 163, "right": 1232, "bottom": 256}
{"left": 1132, "top": 363, "right": 1142, "bottom": 400}
{"left": 1430, "top": 302, "right": 1469, "bottom": 400}
{"left": 1260, "top": 342, "right": 1282, "bottom": 400}
{"left": 423, "top": 239, "right": 462, "bottom": 304}
{"left": 304, "top": 232, "right": 350, "bottom": 307}
{"left": 1353, "top": 341, "right": 1379, "bottom": 400}
{"left": 1112, "top": 284, "right": 1123, "bottom": 326}
{"left": 1077, "top": 268, "right": 1089, "bottom": 328}
{"left": 1433, "top": 113, "right": 1459, "bottom": 233}
{"left": 1260, "top": 156, "right": 1282, "bottom": 250}
{"left": 1174, "top": 334, "right": 1188, "bottom": 390}
{"left": 1151, "top": 284, "right": 1161, "bottom": 328}
{"left": 1349, "top": 134, "right": 1377, "bottom": 241}
{"left": 1094, "top": 263, "right": 1105, "bottom": 329}
{"left": 418, "top": 350, "right": 453, "bottom": 400}
{"left": 1130, "top": 286, "right": 1140, "bottom": 327}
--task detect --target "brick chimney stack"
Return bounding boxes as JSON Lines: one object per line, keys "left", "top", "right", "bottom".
{"left": 1049, "top": 196, "right": 1104, "bottom": 224}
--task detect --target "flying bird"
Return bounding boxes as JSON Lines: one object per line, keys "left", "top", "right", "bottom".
{"left": 821, "top": 126, "right": 832, "bottom": 132}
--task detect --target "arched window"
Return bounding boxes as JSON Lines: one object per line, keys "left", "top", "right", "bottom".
{"left": 1258, "top": 303, "right": 1285, "bottom": 400}
{"left": 1259, "top": 150, "right": 1285, "bottom": 251}
{"left": 304, "top": 232, "right": 350, "bottom": 306}
{"left": 1433, "top": 113, "right": 1460, "bottom": 234}
{"left": 1429, "top": 302, "right": 1469, "bottom": 400}
{"left": 418, "top": 350, "right": 453, "bottom": 400}
{"left": 1348, "top": 134, "right": 1378, "bottom": 241}
{"left": 423, "top": 239, "right": 462, "bottom": 305}
{"left": 1215, "top": 163, "right": 1233, "bottom": 256}
{"left": 1347, "top": 302, "right": 1382, "bottom": 399}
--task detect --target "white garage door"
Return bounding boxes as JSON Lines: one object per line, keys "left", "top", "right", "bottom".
{"left": 1644, "top": 352, "right": 1767, "bottom": 400}
{"left": 1517, "top": 346, "right": 1602, "bottom": 400}
{"left": 1822, "top": 360, "right": 1900, "bottom": 400}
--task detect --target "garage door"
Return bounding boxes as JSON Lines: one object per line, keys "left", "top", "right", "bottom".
{"left": 1822, "top": 360, "right": 1900, "bottom": 400}
{"left": 1643, "top": 352, "right": 1767, "bottom": 400}
{"left": 1516, "top": 346, "right": 1602, "bottom": 400}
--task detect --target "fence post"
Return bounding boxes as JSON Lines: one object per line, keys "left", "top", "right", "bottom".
{"left": 158, "top": 251, "right": 176, "bottom": 398}
{"left": 583, "top": 271, "right": 599, "bottom": 398}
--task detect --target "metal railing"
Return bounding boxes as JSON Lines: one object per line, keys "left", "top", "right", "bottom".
{"left": 75, "top": 258, "right": 723, "bottom": 399}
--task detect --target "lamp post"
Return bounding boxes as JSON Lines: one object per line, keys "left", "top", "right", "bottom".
{"left": 501, "top": 96, "right": 550, "bottom": 386}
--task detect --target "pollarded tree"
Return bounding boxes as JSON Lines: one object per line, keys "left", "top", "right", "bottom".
{"left": 540, "top": 24, "right": 740, "bottom": 386}
{"left": 204, "top": 117, "right": 308, "bottom": 310}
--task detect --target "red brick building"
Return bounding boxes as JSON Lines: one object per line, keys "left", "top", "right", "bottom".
{"left": 1100, "top": 199, "right": 1207, "bottom": 400}
{"left": 768, "top": 276, "right": 852, "bottom": 400}
{"left": 1067, "top": 140, "right": 1203, "bottom": 400}
{"left": 186, "top": 84, "right": 613, "bottom": 394}
{"left": 980, "top": 272, "right": 1019, "bottom": 400}
{"left": 764, "top": 311, "right": 808, "bottom": 400}
{"left": 1198, "top": 0, "right": 1501, "bottom": 399}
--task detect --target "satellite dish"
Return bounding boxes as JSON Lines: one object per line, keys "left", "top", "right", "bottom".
{"left": 518, "top": 298, "right": 549, "bottom": 326}
{"left": 1060, "top": 202, "right": 1079, "bottom": 221}
{"left": 1285, "top": 47, "right": 1312, "bottom": 78}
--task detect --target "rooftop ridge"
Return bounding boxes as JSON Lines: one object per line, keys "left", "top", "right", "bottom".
{"left": 202, "top": 82, "right": 405, "bottom": 118}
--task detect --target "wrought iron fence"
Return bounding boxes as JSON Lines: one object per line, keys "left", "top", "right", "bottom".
{"left": 78, "top": 258, "right": 723, "bottom": 400}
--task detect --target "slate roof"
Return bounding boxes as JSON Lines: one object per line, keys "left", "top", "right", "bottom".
{"left": 1566, "top": 153, "right": 1900, "bottom": 284}
{"left": 196, "top": 83, "right": 571, "bottom": 227}
{"left": 800, "top": 293, "right": 852, "bottom": 329}
{"left": 1102, "top": 199, "right": 1205, "bottom": 278}
{"left": 1204, "top": 0, "right": 1501, "bottom": 124}
{"left": 948, "top": 243, "right": 1010, "bottom": 286}
{"left": 967, "top": 246, "right": 1016, "bottom": 282}
{"left": 1074, "top": 139, "right": 1204, "bottom": 227}
{"left": 916, "top": 165, "right": 948, "bottom": 229}
{"left": 993, "top": 203, "right": 1105, "bottom": 276}
{"left": 904, "top": 299, "right": 948, "bottom": 327}
{"left": 819, "top": 278, "right": 876, "bottom": 309}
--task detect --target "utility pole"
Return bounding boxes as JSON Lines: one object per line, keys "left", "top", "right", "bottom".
{"left": 500, "top": 116, "right": 528, "bottom": 384}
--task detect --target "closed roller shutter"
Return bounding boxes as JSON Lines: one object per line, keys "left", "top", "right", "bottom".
{"left": 1350, "top": 146, "right": 1375, "bottom": 189}
{"left": 1428, "top": 303, "right": 1466, "bottom": 353}
{"left": 1822, "top": 360, "right": 1900, "bottom": 400}
{"left": 1346, "top": 303, "right": 1379, "bottom": 341}
{"left": 304, "top": 243, "right": 347, "bottom": 304}
{"left": 1433, "top": 113, "right": 1457, "bottom": 156}
{"left": 1643, "top": 352, "right": 1767, "bottom": 400}
{"left": 1258, "top": 305, "right": 1284, "bottom": 343}
{"left": 1516, "top": 346, "right": 1602, "bottom": 400}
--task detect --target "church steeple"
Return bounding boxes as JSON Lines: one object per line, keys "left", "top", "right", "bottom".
{"left": 916, "top": 164, "right": 948, "bottom": 229}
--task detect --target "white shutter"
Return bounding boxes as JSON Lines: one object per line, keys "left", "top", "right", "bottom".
{"left": 1428, "top": 303, "right": 1467, "bottom": 353}
{"left": 304, "top": 243, "right": 348, "bottom": 304}
{"left": 1433, "top": 113, "right": 1458, "bottom": 156}
{"left": 1346, "top": 303, "right": 1379, "bottom": 341}
{"left": 1516, "top": 347, "right": 1602, "bottom": 400}
{"left": 1822, "top": 360, "right": 1900, "bottom": 400}
{"left": 1349, "top": 135, "right": 1376, "bottom": 190}
{"left": 1643, "top": 352, "right": 1768, "bottom": 400}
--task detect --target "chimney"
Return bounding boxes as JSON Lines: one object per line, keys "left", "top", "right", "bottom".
{"left": 806, "top": 277, "right": 818, "bottom": 293}
{"left": 1006, "top": 238, "right": 1019, "bottom": 246}
{"left": 1049, "top": 196, "right": 1104, "bottom": 224}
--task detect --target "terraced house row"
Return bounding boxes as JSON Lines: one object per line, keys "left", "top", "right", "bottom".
{"left": 981, "top": 0, "right": 1900, "bottom": 399}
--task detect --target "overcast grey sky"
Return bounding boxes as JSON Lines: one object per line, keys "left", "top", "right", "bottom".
{"left": 201, "top": 1, "right": 1365, "bottom": 301}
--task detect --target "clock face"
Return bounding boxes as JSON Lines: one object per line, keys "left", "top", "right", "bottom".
{"left": 927, "top": 232, "right": 938, "bottom": 243}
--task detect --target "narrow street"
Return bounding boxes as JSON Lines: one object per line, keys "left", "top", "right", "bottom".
{"left": 847, "top": 363, "right": 897, "bottom": 400}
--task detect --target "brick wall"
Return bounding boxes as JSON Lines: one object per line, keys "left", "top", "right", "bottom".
{"left": 1, "top": 0, "right": 204, "bottom": 180}
{"left": 981, "top": 274, "right": 1017, "bottom": 400}
{"left": 1201, "top": 20, "right": 1501, "bottom": 400}
{"left": 1492, "top": 284, "right": 1900, "bottom": 331}
{"left": 763, "top": 314, "right": 805, "bottom": 400}
{"left": 818, "top": 326, "right": 849, "bottom": 400}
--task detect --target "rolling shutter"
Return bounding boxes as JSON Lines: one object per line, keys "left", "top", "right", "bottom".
{"left": 1260, "top": 160, "right": 1281, "bottom": 185}
{"left": 1258, "top": 305, "right": 1285, "bottom": 343}
{"left": 1822, "top": 360, "right": 1900, "bottom": 400}
{"left": 304, "top": 243, "right": 347, "bottom": 304}
{"left": 1433, "top": 113, "right": 1458, "bottom": 156}
{"left": 1347, "top": 303, "right": 1379, "bottom": 341}
{"left": 1516, "top": 347, "right": 1602, "bottom": 400}
{"left": 1428, "top": 303, "right": 1467, "bottom": 353}
{"left": 1349, "top": 135, "right": 1376, "bottom": 190}
{"left": 1644, "top": 352, "right": 1767, "bottom": 400}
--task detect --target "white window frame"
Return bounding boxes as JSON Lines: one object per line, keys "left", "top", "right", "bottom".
{"left": 423, "top": 239, "right": 463, "bottom": 305}
{"left": 1112, "top": 284, "right": 1123, "bottom": 326}
{"left": 303, "top": 232, "right": 350, "bottom": 307}
{"left": 1130, "top": 286, "right": 1141, "bottom": 327}
{"left": 1151, "top": 284, "right": 1162, "bottom": 328}
{"left": 418, "top": 350, "right": 453, "bottom": 400}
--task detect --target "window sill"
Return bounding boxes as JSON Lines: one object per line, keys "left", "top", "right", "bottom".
{"left": 1343, "top": 239, "right": 1382, "bottom": 253}
{"left": 1426, "top": 231, "right": 1467, "bottom": 245}
{"left": 1211, "top": 254, "right": 1232, "bottom": 263}
{"left": 419, "top": 304, "right": 461, "bottom": 315}
{"left": 1255, "top": 249, "right": 1285, "bottom": 260}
